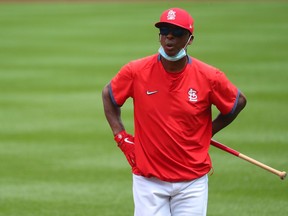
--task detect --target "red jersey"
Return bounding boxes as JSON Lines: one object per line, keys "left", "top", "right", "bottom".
{"left": 109, "top": 54, "right": 239, "bottom": 182}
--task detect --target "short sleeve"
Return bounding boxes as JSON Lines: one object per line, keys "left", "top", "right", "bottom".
{"left": 109, "top": 63, "right": 134, "bottom": 107}
{"left": 210, "top": 70, "right": 239, "bottom": 115}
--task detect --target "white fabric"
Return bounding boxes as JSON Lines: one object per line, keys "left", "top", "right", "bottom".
{"left": 133, "top": 174, "right": 208, "bottom": 216}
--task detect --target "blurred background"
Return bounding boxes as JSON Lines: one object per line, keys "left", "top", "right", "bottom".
{"left": 0, "top": 1, "right": 287, "bottom": 215}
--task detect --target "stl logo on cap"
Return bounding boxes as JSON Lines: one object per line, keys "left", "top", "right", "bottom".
{"left": 167, "top": 9, "right": 176, "bottom": 20}
{"left": 155, "top": 8, "right": 194, "bottom": 34}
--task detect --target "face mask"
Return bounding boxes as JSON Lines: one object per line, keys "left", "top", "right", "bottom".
{"left": 158, "top": 46, "right": 186, "bottom": 62}
{"left": 158, "top": 34, "right": 193, "bottom": 62}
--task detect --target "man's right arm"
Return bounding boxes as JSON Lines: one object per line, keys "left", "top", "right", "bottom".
{"left": 102, "top": 84, "right": 138, "bottom": 169}
{"left": 102, "top": 84, "right": 125, "bottom": 136}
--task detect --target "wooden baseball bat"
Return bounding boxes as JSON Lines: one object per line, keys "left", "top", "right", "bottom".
{"left": 211, "top": 139, "right": 286, "bottom": 180}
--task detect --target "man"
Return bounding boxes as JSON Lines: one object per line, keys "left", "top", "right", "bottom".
{"left": 102, "top": 8, "right": 246, "bottom": 216}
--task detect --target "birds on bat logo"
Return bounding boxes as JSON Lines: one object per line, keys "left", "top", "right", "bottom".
{"left": 167, "top": 10, "right": 176, "bottom": 20}
{"left": 188, "top": 88, "right": 198, "bottom": 102}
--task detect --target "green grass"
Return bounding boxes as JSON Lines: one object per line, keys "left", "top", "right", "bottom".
{"left": 0, "top": 2, "right": 287, "bottom": 216}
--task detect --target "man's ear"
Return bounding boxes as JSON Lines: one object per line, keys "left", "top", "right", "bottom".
{"left": 188, "top": 35, "right": 194, "bottom": 45}
{"left": 158, "top": 33, "right": 161, "bottom": 42}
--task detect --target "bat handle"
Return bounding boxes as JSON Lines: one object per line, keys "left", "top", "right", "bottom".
{"left": 239, "top": 153, "right": 287, "bottom": 180}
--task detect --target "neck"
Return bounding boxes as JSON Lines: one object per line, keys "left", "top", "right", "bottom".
{"left": 160, "top": 55, "right": 188, "bottom": 73}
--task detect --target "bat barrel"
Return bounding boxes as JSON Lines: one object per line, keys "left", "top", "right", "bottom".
{"left": 210, "top": 140, "right": 239, "bottom": 156}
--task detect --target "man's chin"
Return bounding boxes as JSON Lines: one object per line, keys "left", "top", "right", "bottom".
{"left": 164, "top": 50, "right": 177, "bottom": 57}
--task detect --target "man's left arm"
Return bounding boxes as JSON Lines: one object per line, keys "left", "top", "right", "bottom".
{"left": 212, "top": 91, "right": 247, "bottom": 137}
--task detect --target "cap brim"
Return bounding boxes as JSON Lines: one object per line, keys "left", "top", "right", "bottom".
{"left": 155, "top": 22, "right": 178, "bottom": 28}
{"left": 155, "top": 22, "right": 190, "bottom": 32}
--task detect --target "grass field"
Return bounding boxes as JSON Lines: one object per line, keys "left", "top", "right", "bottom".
{"left": 0, "top": 1, "right": 287, "bottom": 216}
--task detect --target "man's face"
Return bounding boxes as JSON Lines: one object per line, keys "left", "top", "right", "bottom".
{"left": 159, "top": 24, "right": 192, "bottom": 57}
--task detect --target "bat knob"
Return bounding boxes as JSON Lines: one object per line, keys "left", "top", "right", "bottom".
{"left": 280, "top": 171, "right": 287, "bottom": 180}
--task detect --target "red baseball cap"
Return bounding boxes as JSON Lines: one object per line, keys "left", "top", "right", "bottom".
{"left": 155, "top": 8, "right": 194, "bottom": 34}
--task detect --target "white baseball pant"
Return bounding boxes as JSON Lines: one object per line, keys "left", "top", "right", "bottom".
{"left": 133, "top": 174, "right": 208, "bottom": 216}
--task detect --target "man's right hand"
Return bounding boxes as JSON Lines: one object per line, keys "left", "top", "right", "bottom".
{"left": 114, "top": 130, "right": 136, "bottom": 167}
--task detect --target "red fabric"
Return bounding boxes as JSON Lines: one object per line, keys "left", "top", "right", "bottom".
{"left": 155, "top": 8, "right": 194, "bottom": 34}
{"left": 110, "top": 54, "right": 238, "bottom": 182}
